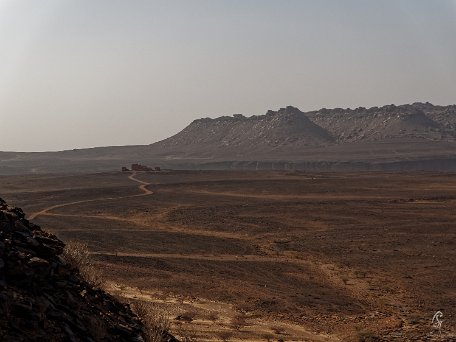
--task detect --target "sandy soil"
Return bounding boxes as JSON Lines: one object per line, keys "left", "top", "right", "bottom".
{"left": 0, "top": 170, "right": 455, "bottom": 341}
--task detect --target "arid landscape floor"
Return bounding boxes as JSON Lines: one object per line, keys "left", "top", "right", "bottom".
{"left": 0, "top": 171, "right": 455, "bottom": 341}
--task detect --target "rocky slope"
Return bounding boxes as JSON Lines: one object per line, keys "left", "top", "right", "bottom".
{"left": 1, "top": 103, "right": 456, "bottom": 173}
{"left": 306, "top": 104, "right": 449, "bottom": 142}
{"left": 153, "top": 106, "right": 335, "bottom": 157}
{"left": 153, "top": 103, "right": 456, "bottom": 153}
{"left": 0, "top": 198, "right": 175, "bottom": 341}
{"left": 143, "top": 103, "right": 456, "bottom": 170}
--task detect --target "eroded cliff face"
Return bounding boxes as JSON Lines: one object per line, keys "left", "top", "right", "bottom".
{"left": 1, "top": 103, "right": 456, "bottom": 174}
{"left": 154, "top": 103, "right": 456, "bottom": 154}
{"left": 155, "top": 106, "right": 335, "bottom": 155}
{"left": 0, "top": 198, "right": 149, "bottom": 342}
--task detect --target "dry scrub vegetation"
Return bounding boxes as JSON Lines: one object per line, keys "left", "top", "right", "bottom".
{"left": 63, "top": 242, "right": 178, "bottom": 341}
{"left": 132, "top": 302, "right": 171, "bottom": 342}
{"left": 131, "top": 301, "right": 199, "bottom": 342}
{"left": 62, "top": 241, "right": 104, "bottom": 288}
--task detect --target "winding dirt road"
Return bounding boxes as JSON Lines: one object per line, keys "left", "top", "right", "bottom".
{"left": 23, "top": 171, "right": 374, "bottom": 341}
{"left": 28, "top": 171, "right": 152, "bottom": 220}
{"left": 127, "top": 172, "right": 153, "bottom": 195}
{"left": 27, "top": 171, "right": 376, "bottom": 300}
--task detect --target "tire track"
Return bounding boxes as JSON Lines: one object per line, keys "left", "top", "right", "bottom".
{"left": 28, "top": 171, "right": 152, "bottom": 220}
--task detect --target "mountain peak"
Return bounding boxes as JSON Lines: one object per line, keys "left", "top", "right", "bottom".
{"left": 266, "top": 106, "right": 302, "bottom": 116}
{"left": 154, "top": 106, "right": 334, "bottom": 156}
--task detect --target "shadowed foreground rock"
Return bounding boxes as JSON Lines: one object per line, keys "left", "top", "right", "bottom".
{"left": 0, "top": 197, "right": 177, "bottom": 342}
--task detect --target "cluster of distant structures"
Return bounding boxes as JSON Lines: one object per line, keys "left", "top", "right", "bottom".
{"left": 121, "top": 163, "right": 161, "bottom": 172}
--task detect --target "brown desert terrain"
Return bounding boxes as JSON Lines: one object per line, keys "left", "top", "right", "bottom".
{"left": 0, "top": 170, "right": 455, "bottom": 341}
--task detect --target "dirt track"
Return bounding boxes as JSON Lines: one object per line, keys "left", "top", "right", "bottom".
{"left": 3, "top": 170, "right": 454, "bottom": 341}
{"left": 22, "top": 171, "right": 346, "bottom": 341}
{"left": 28, "top": 171, "right": 152, "bottom": 220}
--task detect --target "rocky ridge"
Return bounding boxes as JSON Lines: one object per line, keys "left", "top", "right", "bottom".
{"left": 154, "top": 103, "right": 456, "bottom": 155}
{"left": 0, "top": 197, "right": 175, "bottom": 341}
{"left": 1, "top": 103, "right": 456, "bottom": 173}
{"left": 155, "top": 106, "right": 335, "bottom": 156}
{"left": 306, "top": 103, "right": 455, "bottom": 142}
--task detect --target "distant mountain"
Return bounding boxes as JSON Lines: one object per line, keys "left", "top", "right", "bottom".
{"left": 151, "top": 106, "right": 334, "bottom": 158}
{"left": 1, "top": 103, "right": 456, "bottom": 174}
{"left": 307, "top": 103, "right": 456, "bottom": 143}
{"left": 151, "top": 103, "right": 456, "bottom": 158}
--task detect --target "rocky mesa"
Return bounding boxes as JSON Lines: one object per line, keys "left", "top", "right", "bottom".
{"left": 1, "top": 102, "right": 456, "bottom": 173}
{"left": 152, "top": 103, "right": 456, "bottom": 154}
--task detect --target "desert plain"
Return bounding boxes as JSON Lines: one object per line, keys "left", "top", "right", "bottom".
{"left": 0, "top": 170, "right": 454, "bottom": 341}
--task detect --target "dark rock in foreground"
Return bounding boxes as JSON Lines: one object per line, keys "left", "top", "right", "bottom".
{"left": 0, "top": 197, "right": 176, "bottom": 342}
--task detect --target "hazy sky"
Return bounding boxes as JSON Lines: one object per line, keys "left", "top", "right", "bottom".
{"left": 0, "top": 0, "right": 455, "bottom": 151}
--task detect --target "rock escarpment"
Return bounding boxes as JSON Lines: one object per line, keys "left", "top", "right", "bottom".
{"left": 147, "top": 103, "right": 456, "bottom": 161}
{"left": 0, "top": 197, "right": 174, "bottom": 342}
{"left": 153, "top": 106, "right": 335, "bottom": 157}
{"left": 1, "top": 103, "right": 456, "bottom": 173}
{"left": 154, "top": 103, "right": 456, "bottom": 154}
{"left": 306, "top": 103, "right": 452, "bottom": 142}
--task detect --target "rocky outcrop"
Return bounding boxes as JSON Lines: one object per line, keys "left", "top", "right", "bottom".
{"left": 152, "top": 106, "right": 334, "bottom": 157}
{"left": 152, "top": 103, "right": 456, "bottom": 155}
{"left": 0, "top": 197, "right": 175, "bottom": 342}
{"left": 146, "top": 103, "right": 456, "bottom": 160}
{"left": 1, "top": 103, "right": 456, "bottom": 173}
{"left": 306, "top": 103, "right": 451, "bottom": 142}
